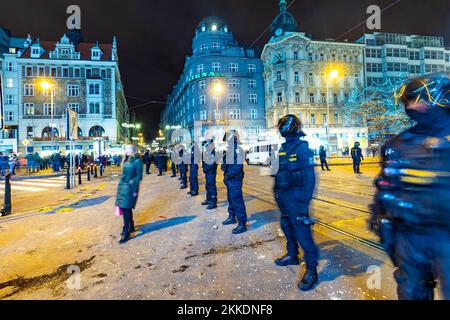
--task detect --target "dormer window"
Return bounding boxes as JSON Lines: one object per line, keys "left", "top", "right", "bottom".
{"left": 211, "top": 24, "right": 218, "bottom": 31}
{"left": 31, "top": 47, "right": 40, "bottom": 58}
{"left": 91, "top": 47, "right": 103, "bottom": 61}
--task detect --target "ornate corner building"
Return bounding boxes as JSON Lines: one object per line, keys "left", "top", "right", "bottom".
{"left": 0, "top": 28, "right": 129, "bottom": 155}
{"left": 262, "top": 0, "right": 368, "bottom": 153}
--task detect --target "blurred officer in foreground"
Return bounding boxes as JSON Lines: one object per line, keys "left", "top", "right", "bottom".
{"left": 274, "top": 115, "right": 319, "bottom": 292}
{"left": 202, "top": 139, "right": 218, "bottom": 210}
{"left": 188, "top": 142, "right": 200, "bottom": 197}
{"left": 319, "top": 146, "right": 331, "bottom": 171}
{"left": 351, "top": 142, "right": 364, "bottom": 174}
{"left": 221, "top": 130, "right": 247, "bottom": 234}
{"left": 369, "top": 74, "right": 450, "bottom": 300}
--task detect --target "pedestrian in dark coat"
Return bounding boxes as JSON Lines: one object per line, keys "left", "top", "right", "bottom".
{"left": 115, "top": 145, "right": 143, "bottom": 244}
{"left": 155, "top": 150, "right": 165, "bottom": 176}
{"left": 143, "top": 150, "right": 152, "bottom": 175}
{"left": 351, "top": 142, "right": 364, "bottom": 174}
{"left": 319, "top": 146, "right": 330, "bottom": 171}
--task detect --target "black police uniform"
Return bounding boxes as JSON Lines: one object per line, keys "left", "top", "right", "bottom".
{"left": 202, "top": 141, "right": 218, "bottom": 208}
{"left": 188, "top": 144, "right": 200, "bottom": 196}
{"left": 155, "top": 152, "right": 164, "bottom": 176}
{"left": 319, "top": 147, "right": 330, "bottom": 171}
{"left": 222, "top": 140, "right": 247, "bottom": 228}
{"left": 178, "top": 147, "right": 188, "bottom": 189}
{"left": 371, "top": 121, "right": 450, "bottom": 300}
{"left": 274, "top": 135, "right": 319, "bottom": 272}
{"left": 351, "top": 144, "right": 364, "bottom": 173}
{"left": 169, "top": 149, "right": 177, "bottom": 177}
{"left": 143, "top": 151, "right": 152, "bottom": 174}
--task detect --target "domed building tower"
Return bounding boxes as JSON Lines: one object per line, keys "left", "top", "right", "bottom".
{"left": 271, "top": 0, "right": 298, "bottom": 37}
{"left": 161, "top": 17, "right": 266, "bottom": 147}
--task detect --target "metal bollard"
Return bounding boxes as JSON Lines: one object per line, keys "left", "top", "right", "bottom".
{"left": 66, "top": 166, "right": 71, "bottom": 190}
{"left": 3, "top": 174, "right": 12, "bottom": 215}
{"left": 94, "top": 165, "right": 98, "bottom": 179}
{"left": 78, "top": 167, "right": 82, "bottom": 185}
{"left": 87, "top": 165, "right": 91, "bottom": 181}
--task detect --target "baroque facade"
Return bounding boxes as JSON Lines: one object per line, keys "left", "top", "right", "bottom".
{"left": 0, "top": 29, "right": 128, "bottom": 155}
{"left": 262, "top": 0, "right": 368, "bottom": 153}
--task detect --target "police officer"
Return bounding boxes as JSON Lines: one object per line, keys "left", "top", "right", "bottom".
{"left": 143, "top": 149, "right": 152, "bottom": 175}
{"left": 202, "top": 139, "right": 218, "bottom": 210}
{"left": 274, "top": 115, "right": 319, "bottom": 292}
{"left": 169, "top": 147, "right": 177, "bottom": 178}
{"left": 369, "top": 74, "right": 450, "bottom": 300}
{"left": 351, "top": 142, "right": 364, "bottom": 174}
{"left": 319, "top": 146, "right": 331, "bottom": 171}
{"left": 188, "top": 142, "right": 200, "bottom": 197}
{"left": 177, "top": 145, "right": 188, "bottom": 190}
{"left": 155, "top": 149, "right": 164, "bottom": 176}
{"left": 221, "top": 130, "right": 247, "bottom": 234}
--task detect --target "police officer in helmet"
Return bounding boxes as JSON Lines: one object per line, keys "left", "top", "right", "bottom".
{"left": 187, "top": 141, "right": 200, "bottom": 197}
{"left": 370, "top": 73, "right": 450, "bottom": 300}
{"left": 202, "top": 139, "right": 218, "bottom": 210}
{"left": 221, "top": 130, "right": 248, "bottom": 234}
{"left": 274, "top": 115, "right": 320, "bottom": 291}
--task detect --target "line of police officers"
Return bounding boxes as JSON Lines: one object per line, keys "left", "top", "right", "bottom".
{"left": 148, "top": 73, "right": 450, "bottom": 298}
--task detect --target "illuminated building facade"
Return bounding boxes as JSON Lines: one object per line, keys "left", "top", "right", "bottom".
{"left": 161, "top": 17, "right": 266, "bottom": 147}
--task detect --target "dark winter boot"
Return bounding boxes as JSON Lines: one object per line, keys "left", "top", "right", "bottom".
{"left": 201, "top": 199, "right": 210, "bottom": 206}
{"left": 298, "top": 268, "right": 319, "bottom": 291}
{"left": 275, "top": 255, "right": 300, "bottom": 267}
{"left": 232, "top": 224, "right": 247, "bottom": 234}
{"left": 206, "top": 202, "right": 217, "bottom": 210}
{"left": 191, "top": 191, "right": 199, "bottom": 197}
{"left": 222, "top": 216, "right": 237, "bottom": 225}
{"left": 119, "top": 234, "right": 130, "bottom": 244}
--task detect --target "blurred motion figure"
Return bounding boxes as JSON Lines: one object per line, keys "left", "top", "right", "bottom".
{"left": 370, "top": 74, "right": 450, "bottom": 300}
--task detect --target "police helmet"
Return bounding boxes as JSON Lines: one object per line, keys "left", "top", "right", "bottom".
{"left": 278, "top": 114, "right": 305, "bottom": 137}
{"left": 396, "top": 73, "right": 450, "bottom": 109}
{"left": 223, "top": 130, "right": 241, "bottom": 144}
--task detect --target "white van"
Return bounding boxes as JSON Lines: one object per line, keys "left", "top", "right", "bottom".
{"left": 246, "top": 142, "right": 280, "bottom": 166}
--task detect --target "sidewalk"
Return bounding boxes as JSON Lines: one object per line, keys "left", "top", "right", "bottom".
{"left": 314, "top": 156, "right": 381, "bottom": 166}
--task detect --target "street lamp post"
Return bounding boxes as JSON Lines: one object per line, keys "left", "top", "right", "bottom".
{"left": 40, "top": 81, "right": 56, "bottom": 151}
{"left": 212, "top": 82, "right": 224, "bottom": 135}
{"left": 326, "top": 69, "right": 339, "bottom": 157}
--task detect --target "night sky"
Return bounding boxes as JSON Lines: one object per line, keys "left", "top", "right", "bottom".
{"left": 1, "top": 0, "right": 449, "bottom": 139}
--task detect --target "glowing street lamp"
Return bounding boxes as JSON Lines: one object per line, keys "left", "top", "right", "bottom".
{"left": 40, "top": 80, "right": 56, "bottom": 151}
{"left": 325, "top": 68, "right": 341, "bottom": 156}
{"left": 211, "top": 82, "right": 224, "bottom": 125}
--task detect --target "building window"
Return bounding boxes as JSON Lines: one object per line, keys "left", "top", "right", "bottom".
{"left": 248, "top": 64, "right": 256, "bottom": 73}
{"left": 309, "top": 93, "right": 315, "bottom": 104}
{"left": 88, "top": 83, "right": 101, "bottom": 95}
{"left": 249, "top": 94, "right": 258, "bottom": 104}
{"left": 295, "top": 92, "right": 301, "bottom": 104}
{"left": 200, "top": 44, "right": 208, "bottom": 52}
{"left": 42, "top": 85, "right": 55, "bottom": 97}
{"left": 24, "top": 66, "right": 33, "bottom": 77}
{"left": 6, "top": 78, "right": 14, "bottom": 88}
{"left": 101, "top": 69, "right": 107, "bottom": 78}
{"left": 86, "top": 68, "right": 92, "bottom": 78}
{"left": 199, "top": 80, "right": 206, "bottom": 90}
{"left": 229, "top": 63, "right": 238, "bottom": 72}
{"left": 228, "top": 79, "right": 240, "bottom": 88}
{"left": 200, "top": 110, "right": 207, "bottom": 120}
{"left": 276, "top": 70, "right": 282, "bottom": 81}
{"left": 74, "top": 68, "right": 81, "bottom": 77}
{"left": 43, "top": 103, "right": 55, "bottom": 116}
{"left": 249, "top": 109, "right": 258, "bottom": 120}
{"left": 68, "top": 103, "right": 80, "bottom": 113}
{"left": 294, "top": 51, "right": 299, "bottom": 60}
{"left": 334, "top": 113, "right": 339, "bottom": 124}
{"left": 212, "top": 62, "right": 221, "bottom": 72}
{"left": 24, "top": 84, "right": 35, "bottom": 96}
{"left": 308, "top": 73, "right": 314, "bottom": 85}
{"left": 6, "top": 95, "right": 14, "bottom": 105}
{"left": 6, "top": 62, "right": 13, "bottom": 72}
{"left": 248, "top": 79, "right": 257, "bottom": 88}
{"left": 67, "top": 84, "right": 80, "bottom": 97}
{"left": 6, "top": 111, "right": 14, "bottom": 121}
{"left": 333, "top": 93, "right": 338, "bottom": 104}
{"left": 199, "top": 95, "right": 206, "bottom": 105}
{"left": 276, "top": 92, "right": 283, "bottom": 103}
{"left": 214, "top": 109, "right": 222, "bottom": 120}
{"left": 321, "top": 93, "right": 326, "bottom": 104}
{"left": 229, "top": 109, "right": 241, "bottom": 120}
{"left": 27, "top": 126, "right": 34, "bottom": 138}
{"left": 229, "top": 93, "right": 241, "bottom": 104}
{"left": 197, "top": 64, "right": 204, "bottom": 73}
{"left": 62, "top": 67, "right": 69, "bottom": 78}
{"left": 24, "top": 103, "right": 35, "bottom": 115}
{"left": 50, "top": 67, "right": 57, "bottom": 77}
{"left": 294, "top": 71, "right": 300, "bottom": 83}
{"left": 89, "top": 102, "right": 101, "bottom": 114}
{"left": 211, "top": 43, "right": 220, "bottom": 51}
{"left": 311, "top": 114, "right": 316, "bottom": 125}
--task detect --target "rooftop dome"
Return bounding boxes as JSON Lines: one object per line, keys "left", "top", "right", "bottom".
{"left": 271, "top": 0, "right": 298, "bottom": 36}
{"left": 196, "top": 16, "right": 230, "bottom": 34}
